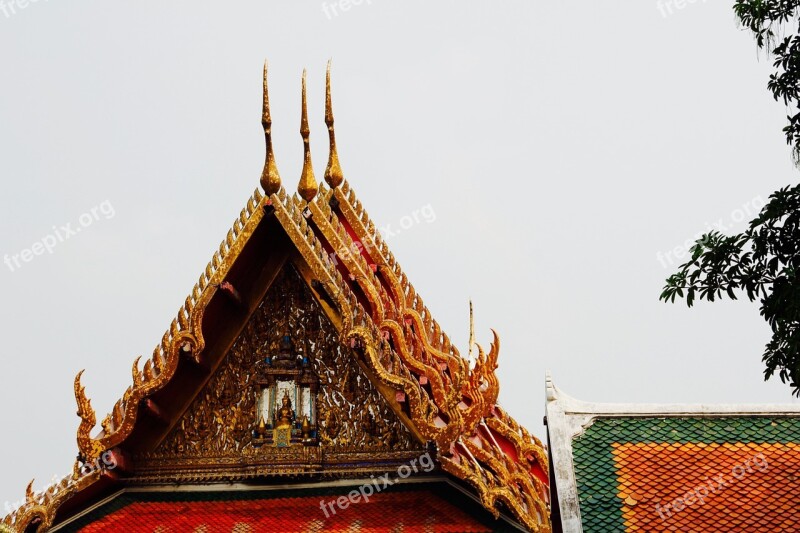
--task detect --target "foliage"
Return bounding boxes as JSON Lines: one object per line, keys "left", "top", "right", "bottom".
{"left": 661, "top": 185, "right": 800, "bottom": 393}
{"left": 734, "top": 0, "right": 800, "bottom": 160}
{"left": 662, "top": 2, "right": 800, "bottom": 394}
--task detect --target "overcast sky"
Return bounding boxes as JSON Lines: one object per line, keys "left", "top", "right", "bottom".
{"left": 1, "top": 0, "right": 798, "bottom": 508}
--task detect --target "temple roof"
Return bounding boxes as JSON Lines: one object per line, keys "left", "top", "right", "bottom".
{"left": 2, "top": 64, "right": 550, "bottom": 533}
{"left": 56, "top": 481, "right": 519, "bottom": 532}
{"left": 545, "top": 374, "right": 800, "bottom": 533}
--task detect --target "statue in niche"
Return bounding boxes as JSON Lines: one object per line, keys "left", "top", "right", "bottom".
{"left": 249, "top": 280, "right": 321, "bottom": 448}
{"left": 275, "top": 390, "right": 296, "bottom": 429}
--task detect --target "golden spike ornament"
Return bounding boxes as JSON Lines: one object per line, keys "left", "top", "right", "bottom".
{"left": 468, "top": 300, "right": 475, "bottom": 362}
{"left": 25, "top": 480, "right": 34, "bottom": 504}
{"left": 297, "top": 69, "right": 318, "bottom": 202}
{"left": 324, "top": 59, "right": 344, "bottom": 188}
{"left": 260, "top": 61, "right": 281, "bottom": 195}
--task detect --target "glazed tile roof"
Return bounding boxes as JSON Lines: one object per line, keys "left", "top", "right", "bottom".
{"left": 545, "top": 375, "right": 800, "bottom": 533}
{"left": 573, "top": 418, "right": 800, "bottom": 532}
{"left": 64, "top": 484, "right": 521, "bottom": 533}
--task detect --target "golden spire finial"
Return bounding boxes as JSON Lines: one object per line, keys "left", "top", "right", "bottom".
{"left": 260, "top": 60, "right": 281, "bottom": 195}
{"left": 324, "top": 59, "right": 344, "bottom": 188}
{"left": 297, "top": 69, "right": 318, "bottom": 202}
{"left": 468, "top": 300, "right": 475, "bottom": 362}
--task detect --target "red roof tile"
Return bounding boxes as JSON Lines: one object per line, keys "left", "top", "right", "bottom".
{"left": 75, "top": 489, "right": 496, "bottom": 533}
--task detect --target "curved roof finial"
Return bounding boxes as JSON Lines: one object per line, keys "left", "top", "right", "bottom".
{"left": 324, "top": 59, "right": 344, "bottom": 189}
{"left": 297, "top": 69, "right": 318, "bottom": 202}
{"left": 260, "top": 61, "right": 281, "bottom": 195}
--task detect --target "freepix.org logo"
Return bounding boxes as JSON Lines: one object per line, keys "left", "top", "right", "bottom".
{"left": 3, "top": 200, "right": 116, "bottom": 273}
{"left": 319, "top": 452, "right": 435, "bottom": 518}
{"left": 2, "top": 452, "right": 118, "bottom": 516}
{"left": 0, "top": 0, "right": 49, "bottom": 20}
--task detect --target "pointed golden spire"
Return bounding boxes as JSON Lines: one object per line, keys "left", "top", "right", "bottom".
{"left": 468, "top": 300, "right": 475, "bottom": 362}
{"left": 324, "top": 59, "right": 344, "bottom": 189}
{"left": 260, "top": 61, "right": 281, "bottom": 195}
{"left": 297, "top": 69, "right": 318, "bottom": 202}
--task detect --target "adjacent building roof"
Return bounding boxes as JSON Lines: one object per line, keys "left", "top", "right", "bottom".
{"left": 545, "top": 374, "right": 800, "bottom": 533}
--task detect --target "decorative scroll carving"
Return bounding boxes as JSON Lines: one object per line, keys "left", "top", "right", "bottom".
{"left": 286, "top": 180, "right": 552, "bottom": 532}
{"left": 145, "top": 265, "right": 416, "bottom": 466}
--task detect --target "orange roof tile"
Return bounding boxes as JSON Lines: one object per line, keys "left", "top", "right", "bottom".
{"left": 569, "top": 417, "right": 800, "bottom": 532}
{"left": 67, "top": 486, "right": 514, "bottom": 533}
{"left": 613, "top": 442, "right": 800, "bottom": 532}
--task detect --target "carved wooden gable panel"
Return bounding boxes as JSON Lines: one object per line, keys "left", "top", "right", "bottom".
{"left": 133, "top": 265, "right": 421, "bottom": 482}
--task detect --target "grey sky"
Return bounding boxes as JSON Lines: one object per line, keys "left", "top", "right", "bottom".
{"left": 1, "top": 0, "right": 797, "bottom": 507}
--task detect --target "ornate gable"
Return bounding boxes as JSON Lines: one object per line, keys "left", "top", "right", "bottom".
{"left": 134, "top": 264, "right": 422, "bottom": 483}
